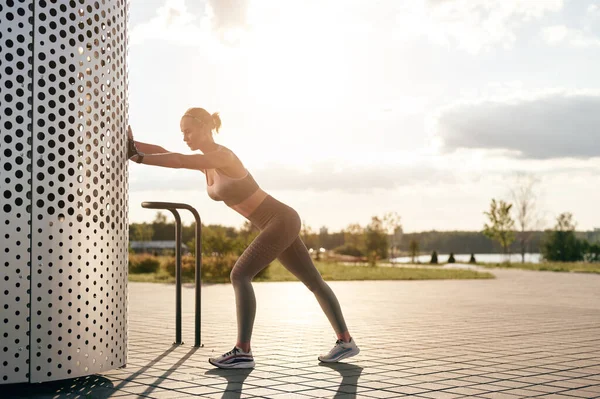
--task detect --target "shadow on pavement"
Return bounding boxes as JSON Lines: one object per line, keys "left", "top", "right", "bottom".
{"left": 319, "top": 362, "right": 364, "bottom": 398}
{"left": 113, "top": 345, "right": 200, "bottom": 398}
{"left": 2, "top": 374, "right": 115, "bottom": 398}
{"left": 204, "top": 368, "right": 253, "bottom": 399}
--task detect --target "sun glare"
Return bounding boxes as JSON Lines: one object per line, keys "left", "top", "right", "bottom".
{"left": 240, "top": 2, "right": 353, "bottom": 108}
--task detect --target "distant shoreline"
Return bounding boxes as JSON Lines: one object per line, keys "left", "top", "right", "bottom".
{"left": 392, "top": 253, "right": 543, "bottom": 264}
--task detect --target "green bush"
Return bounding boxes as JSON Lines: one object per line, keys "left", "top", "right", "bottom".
{"left": 583, "top": 242, "right": 600, "bottom": 263}
{"left": 203, "top": 254, "right": 238, "bottom": 281}
{"left": 129, "top": 254, "right": 161, "bottom": 274}
{"left": 469, "top": 253, "right": 477, "bottom": 264}
{"left": 164, "top": 255, "right": 200, "bottom": 280}
{"left": 448, "top": 253, "right": 456, "bottom": 264}
{"left": 164, "top": 253, "right": 270, "bottom": 283}
{"left": 333, "top": 244, "right": 364, "bottom": 257}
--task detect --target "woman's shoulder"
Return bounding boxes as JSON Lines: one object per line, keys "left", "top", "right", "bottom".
{"left": 215, "top": 145, "right": 247, "bottom": 177}
{"left": 216, "top": 144, "right": 233, "bottom": 153}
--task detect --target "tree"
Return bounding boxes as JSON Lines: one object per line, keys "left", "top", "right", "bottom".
{"left": 448, "top": 253, "right": 456, "bottom": 263}
{"left": 201, "top": 226, "right": 235, "bottom": 257}
{"left": 151, "top": 211, "right": 174, "bottom": 240}
{"left": 383, "top": 212, "right": 403, "bottom": 264}
{"left": 583, "top": 241, "right": 600, "bottom": 263}
{"left": 541, "top": 213, "right": 584, "bottom": 262}
{"left": 130, "top": 223, "right": 154, "bottom": 242}
{"left": 365, "top": 216, "right": 388, "bottom": 266}
{"left": 301, "top": 220, "right": 318, "bottom": 250}
{"left": 408, "top": 239, "right": 419, "bottom": 263}
{"left": 511, "top": 173, "right": 543, "bottom": 263}
{"left": 344, "top": 223, "right": 364, "bottom": 246}
{"left": 343, "top": 223, "right": 365, "bottom": 256}
{"left": 154, "top": 212, "right": 168, "bottom": 224}
{"left": 230, "top": 221, "right": 259, "bottom": 256}
{"left": 483, "top": 199, "right": 516, "bottom": 261}
{"left": 317, "top": 226, "right": 329, "bottom": 260}
{"left": 430, "top": 251, "right": 438, "bottom": 264}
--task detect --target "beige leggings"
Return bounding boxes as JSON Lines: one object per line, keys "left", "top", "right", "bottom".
{"left": 230, "top": 195, "right": 348, "bottom": 344}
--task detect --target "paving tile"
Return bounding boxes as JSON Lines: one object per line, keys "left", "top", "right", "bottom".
{"left": 580, "top": 385, "right": 600, "bottom": 393}
{"left": 489, "top": 381, "right": 533, "bottom": 390}
{"left": 173, "top": 385, "right": 226, "bottom": 395}
{"left": 416, "top": 392, "right": 464, "bottom": 399}
{"left": 500, "top": 388, "right": 554, "bottom": 397}
{"left": 267, "top": 393, "right": 315, "bottom": 399}
{"left": 296, "top": 379, "right": 340, "bottom": 389}
{"left": 385, "top": 385, "right": 431, "bottom": 395}
{"left": 558, "top": 388, "right": 600, "bottom": 398}
{"left": 442, "top": 387, "right": 489, "bottom": 396}
{"left": 477, "top": 392, "right": 523, "bottom": 399}
{"left": 239, "top": 386, "right": 296, "bottom": 397}
{"left": 144, "top": 388, "right": 195, "bottom": 399}
{"left": 356, "top": 381, "right": 399, "bottom": 390}
{"left": 526, "top": 384, "right": 576, "bottom": 394}
{"left": 361, "top": 389, "right": 407, "bottom": 398}
{"left": 243, "top": 379, "right": 288, "bottom": 388}
{"left": 202, "top": 392, "right": 255, "bottom": 399}
{"left": 546, "top": 380, "right": 594, "bottom": 389}
{"left": 267, "top": 383, "right": 315, "bottom": 393}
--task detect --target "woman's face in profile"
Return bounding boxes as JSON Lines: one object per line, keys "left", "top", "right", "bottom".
{"left": 180, "top": 116, "right": 210, "bottom": 150}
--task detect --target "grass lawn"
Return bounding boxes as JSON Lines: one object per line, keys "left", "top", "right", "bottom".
{"left": 478, "top": 262, "right": 600, "bottom": 274}
{"left": 129, "top": 259, "right": 494, "bottom": 284}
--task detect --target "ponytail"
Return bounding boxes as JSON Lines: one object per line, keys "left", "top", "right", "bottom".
{"left": 212, "top": 112, "right": 222, "bottom": 133}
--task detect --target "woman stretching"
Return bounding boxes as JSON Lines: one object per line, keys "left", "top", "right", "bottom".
{"left": 127, "top": 108, "right": 360, "bottom": 369}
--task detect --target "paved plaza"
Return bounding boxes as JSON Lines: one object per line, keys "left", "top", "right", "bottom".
{"left": 4, "top": 266, "right": 600, "bottom": 398}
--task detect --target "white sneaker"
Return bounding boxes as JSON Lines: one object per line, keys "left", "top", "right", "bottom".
{"left": 209, "top": 346, "right": 255, "bottom": 369}
{"left": 318, "top": 338, "right": 360, "bottom": 363}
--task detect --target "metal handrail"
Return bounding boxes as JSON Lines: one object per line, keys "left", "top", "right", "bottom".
{"left": 141, "top": 202, "right": 203, "bottom": 347}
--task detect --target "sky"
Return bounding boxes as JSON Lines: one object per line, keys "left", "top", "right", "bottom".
{"left": 126, "top": 0, "right": 600, "bottom": 233}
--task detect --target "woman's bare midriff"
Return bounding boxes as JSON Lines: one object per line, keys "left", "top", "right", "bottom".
{"left": 230, "top": 188, "right": 269, "bottom": 218}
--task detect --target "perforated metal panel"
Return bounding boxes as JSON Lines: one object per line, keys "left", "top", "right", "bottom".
{"left": 1, "top": 0, "right": 129, "bottom": 384}
{"left": 0, "top": 0, "right": 34, "bottom": 385}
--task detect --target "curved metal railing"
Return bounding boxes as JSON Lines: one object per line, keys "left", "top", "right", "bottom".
{"left": 141, "top": 202, "right": 203, "bottom": 347}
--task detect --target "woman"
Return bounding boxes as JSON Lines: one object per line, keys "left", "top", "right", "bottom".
{"left": 127, "top": 107, "right": 360, "bottom": 369}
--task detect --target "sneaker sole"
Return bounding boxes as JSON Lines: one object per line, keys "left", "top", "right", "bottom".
{"left": 208, "top": 358, "right": 255, "bottom": 369}
{"left": 318, "top": 347, "right": 360, "bottom": 363}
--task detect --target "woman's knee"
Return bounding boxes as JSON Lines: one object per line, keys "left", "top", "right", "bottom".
{"left": 230, "top": 267, "right": 251, "bottom": 286}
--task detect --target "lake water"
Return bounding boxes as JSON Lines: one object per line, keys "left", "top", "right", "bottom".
{"left": 391, "top": 253, "right": 542, "bottom": 264}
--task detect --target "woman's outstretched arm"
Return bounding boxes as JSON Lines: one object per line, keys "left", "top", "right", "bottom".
{"left": 134, "top": 141, "right": 169, "bottom": 154}
{"left": 131, "top": 151, "right": 234, "bottom": 171}
{"left": 127, "top": 126, "right": 234, "bottom": 171}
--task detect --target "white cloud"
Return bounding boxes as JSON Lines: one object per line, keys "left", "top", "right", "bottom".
{"left": 129, "top": 0, "right": 208, "bottom": 46}
{"left": 542, "top": 24, "right": 600, "bottom": 47}
{"left": 132, "top": 0, "right": 565, "bottom": 54}
{"left": 542, "top": 2, "right": 600, "bottom": 48}
{"left": 206, "top": 0, "right": 249, "bottom": 31}
{"left": 394, "top": 0, "right": 563, "bottom": 53}
{"left": 435, "top": 90, "right": 600, "bottom": 159}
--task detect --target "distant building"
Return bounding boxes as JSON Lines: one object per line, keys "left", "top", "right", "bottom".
{"left": 130, "top": 241, "right": 189, "bottom": 255}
